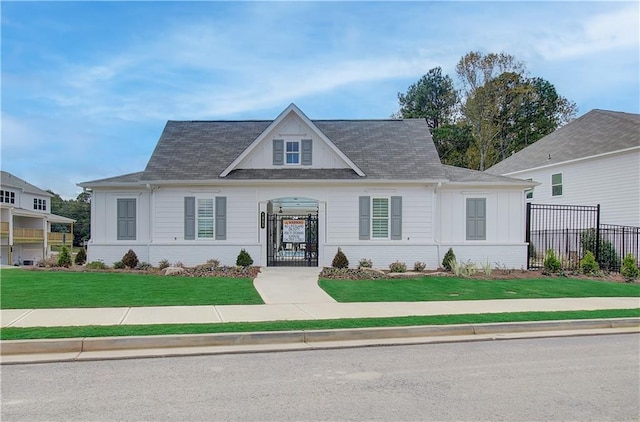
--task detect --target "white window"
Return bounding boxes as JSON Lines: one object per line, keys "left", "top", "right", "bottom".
{"left": 551, "top": 173, "right": 563, "bottom": 196}
{"left": 33, "top": 198, "right": 46, "bottom": 211}
{"left": 197, "top": 198, "right": 214, "bottom": 238}
{"left": 286, "top": 141, "right": 300, "bottom": 165}
{"left": 0, "top": 190, "right": 15, "bottom": 204}
{"left": 371, "top": 198, "right": 389, "bottom": 239}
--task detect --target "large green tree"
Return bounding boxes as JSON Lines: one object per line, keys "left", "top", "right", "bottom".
{"left": 396, "top": 66, "right": 458, "bottom": 128}
{"left": 49, "top": 191, "right": 91, "bottom": 246}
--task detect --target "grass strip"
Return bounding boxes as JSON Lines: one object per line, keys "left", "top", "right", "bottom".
{"left": 0, "top": 271, "right": 263, "bottom": 309}
{"left": 319, "top": 277, "right": 640, "bottom": 302}
{"left": 2, "top": 308, "right": 638, "bottom": 340}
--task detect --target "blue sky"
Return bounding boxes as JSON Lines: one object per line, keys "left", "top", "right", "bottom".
{"left": 2, "top": 1, "right": 638, "bottom": 199}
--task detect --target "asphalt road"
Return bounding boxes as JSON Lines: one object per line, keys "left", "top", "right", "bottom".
{"left": 2, "top": 334, "right": 639, "bottom": 421}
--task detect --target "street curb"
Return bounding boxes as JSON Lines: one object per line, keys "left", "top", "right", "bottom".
{"left": 2, "top": 318, "right": 638, "bottom": 360}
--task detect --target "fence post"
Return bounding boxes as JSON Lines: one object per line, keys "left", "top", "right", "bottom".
{"left": 525, "top": 202, "right": 531, "bottom": 270}
{"left": 595, "top": 204, "right": 601, "bottom": 264}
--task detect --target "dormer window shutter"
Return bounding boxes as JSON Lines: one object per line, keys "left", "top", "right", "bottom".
{"left": 301, "top": 139, "right": 313, "bottom": 165}
{"left": 273, "top": 139, "right": 284, "bottom": 165}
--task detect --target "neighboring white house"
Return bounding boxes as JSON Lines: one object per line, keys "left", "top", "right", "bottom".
{"left": 486, "top": 109, "right": 640, "bottom": 227}
{"left": 79, "top": 104, "right": 535, "bottom": 269}
{"left": 1, "top": 171, "right": 75, "bottom": 265}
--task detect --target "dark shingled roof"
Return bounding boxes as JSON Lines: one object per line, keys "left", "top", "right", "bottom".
{"left": 486, "top": 109, "right": 640, "bottom": 175}
{"left": 1, "top": 171, "right": 52, "bottom": 196}
{"left": 79, "top": 110, "right": 530, "bottom": 187}
{"left": 443, "top": 165, "right": 533, "bottom": 185}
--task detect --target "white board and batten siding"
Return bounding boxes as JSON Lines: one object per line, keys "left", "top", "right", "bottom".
{"left": 508, "top": 149, "right": 640, "bottom": 227}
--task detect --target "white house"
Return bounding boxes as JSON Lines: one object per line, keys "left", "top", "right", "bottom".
{"left": 79, "top": 104, "right": 534, "bottom": 269}
{"left": 1, "top": 171, "right": 75, "bottom": 265}
{"left": 486, "top": 109, "right": 640, "bottom": 227}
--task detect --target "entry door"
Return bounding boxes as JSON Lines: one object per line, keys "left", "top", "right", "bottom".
{"left": 267, "top": 214, "right": 318, "bottom": 267}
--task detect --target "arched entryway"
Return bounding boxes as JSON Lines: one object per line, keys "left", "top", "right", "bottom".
{"left": 266, "top": 197, "right": 318, "bottom": 267}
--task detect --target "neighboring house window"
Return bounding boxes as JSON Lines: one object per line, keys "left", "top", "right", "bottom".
{"left": 33, "top": 198, "right": 47, "bottom": 211}
{"left": 184, "top": 196, "right": 227, "bottom": 240}
{"left": 0, "top": 190, "right": 15, "bottom": 204}
{"left": 359, "top": 196, "right": 402, "bottom": 240}
{"left": 197, "top": 198, "right": 214, "bottom": 238}
{"left": 466, "top": 198, "right": 486, "bottom": 240}
{"left": 286, "top": 141, "right": 300, "bottom": 165}
{"left": 551, "top": 173, "right": 563, "bottom": 196}
{"left": 525, "top": 179, "right": 533, "bottom": 200}
{"left": 371, "top": 198, "right": 389, "bottom": 239}
{"left": 117, "top": 198, "right": 136, "bottom": 240}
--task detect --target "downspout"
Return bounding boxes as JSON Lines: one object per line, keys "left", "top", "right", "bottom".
{"left": 433, "top": 182, "right": 442, "bottom": 266}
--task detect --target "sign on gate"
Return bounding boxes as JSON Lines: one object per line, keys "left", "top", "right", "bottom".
{"left": 283, "top": 219, "right": 305, "bottom": 242}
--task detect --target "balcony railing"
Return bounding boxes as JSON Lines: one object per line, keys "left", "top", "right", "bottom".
{"left": 0, "top": 224, "right": 72, "bottom": 245}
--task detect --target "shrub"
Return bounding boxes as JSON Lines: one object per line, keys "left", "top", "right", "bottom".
{"left": 136, "top": 262, "right": 152, "bottom": 271}
{"left": 543, "top": 249, "right": 561, "bottom": 273}
{"left": 207, "top": 258, "right": 220, "bottom": 268}
{"left": 451, "top": 259, "right": 477, "bottom": 277}
{"left": 579, "top": 251, "right": 599, "bottom": 275}
{"left": 442, "top": 248, "right": 456, "bottom": 271}
{"left": 358, "top": 258, "right": 373, "bottom": 269}
{"left": 332, "top": 247, "right": 349, "bottom": 269}
{"left": 389, "top": 261, "right": 407, "bottom": 272}
{"left": 38, "top": 256, "right": 59, "bottom": 268}
{"left": 528, "top": 243, "right": 536, "bottom": 259}
{"left": 413, "top": 261, "right": 426, "bottom": 271}
{"left": 74, "top": 248, "right": 87, "bottom": 265}
{"left": 113, "top": 261, "right": 125, "bottom": 269}
{"left": 158, "top": 259, "right": 170, "bottom": 270}
{"left": 581, "top": 228, "right": 620, "bottom": 271}
{"left": 57, "top": 246, "right": 72, "bottom": 268}
{"left": 620, "top": 254, "right": 639, "bottom": 282}
{"left": 481, "top": 260, "right": 492, "bottom": 277}
{"left": 85, "top": 260, "right": 106, "bottom": 270}
{"left": 236, "top": 249, "right": 254, "bottom": 267}
{"left": 121, "top": 249, "right": 139, "bottom": 269}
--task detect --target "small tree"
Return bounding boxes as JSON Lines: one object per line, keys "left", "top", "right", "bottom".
{"left": 121, "top": 249, "right": 139, "bottom": 269}
{"left": 442, "top": 248, "right": 456, "bottom": 271}
{"left": 332, "top": 247, "right": 349, "bottom": 269}
{"left": 620, "top": 254, "right": 639, "bottom": 283}
{"left": 57, "top": 245, "right": 72, "bottom": 268}
{"left": 236, "top": 249, "right": 254, "bottom": 267}
{"left": 579, "top": 251, "right": 599, "bottom": 275}
{"left": 74, "top": 247, "right": 87, "bottom": 265}
{"left": 543, "top": 249, "right": 561, "bottom": 274}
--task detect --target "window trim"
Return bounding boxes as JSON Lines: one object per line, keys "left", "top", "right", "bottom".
{"left": 33, "top": 198, "right": 47, "bottom": 211}
{"left": 285, "top": 141, "right": 300, "bottom": 165}
{"left": 551, "top": 173, "right": 563, "bottom": 197}
{"left": 466, "top": 197, "right": 486, "bottom": 241}
{"left": 371, "top": 197, "right": 390, "bottom": 239}
{"left": 196, "top": 197, "right": 215, "bottom": 239}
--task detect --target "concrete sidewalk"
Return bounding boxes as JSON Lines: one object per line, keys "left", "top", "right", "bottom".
{"left": 2, "top": 297, "right": 639, "bottom": 328}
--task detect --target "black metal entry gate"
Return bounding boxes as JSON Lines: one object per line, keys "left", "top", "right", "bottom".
{"left": 267, "top": 214, "right": 318, "bottom": 267}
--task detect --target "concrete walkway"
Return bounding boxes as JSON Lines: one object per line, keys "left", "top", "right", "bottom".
{"left": 253, "top": 267, "right": 335, "bottom": 304}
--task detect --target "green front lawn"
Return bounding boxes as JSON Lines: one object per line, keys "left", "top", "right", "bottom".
{"left": 2, "top": 309, "right": 638, "bottom": 340}
{"left": 0, "top": 270, "right": 264, "bottom": 309}
{"left": 319, "top": 276, "right": 640, "bottom": 302}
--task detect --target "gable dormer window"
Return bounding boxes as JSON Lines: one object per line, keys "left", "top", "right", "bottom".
{"left": 286, "top": 141, "right": 300, "bottom": 165}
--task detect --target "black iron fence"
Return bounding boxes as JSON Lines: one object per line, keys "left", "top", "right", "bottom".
{"left": 526, "top": 203, "right": 639, "bottom": 272}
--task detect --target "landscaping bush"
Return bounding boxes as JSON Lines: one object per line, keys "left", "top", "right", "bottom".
{"left": 158, "top": 259, "right": 170, "bottom": 270}
{"left": 579, "top": 251, "right": 599, "bottom": 275}
{"left": 442, "top": 248, "right": 456, "bottom": 271}
{"left": 413, "top": 261, "right": 426, "bottom": 271}
{"left": 57, "top": 246, "right": 72, "bottom": 268}
{"left": 451, "top": 259, "right": 477, "bottom": 277}
{"left": 113, "top": 261, "right": 125, "bottom": 270}
{"left": 38, "top": 256, "right": 59, "bottom": 268}
{"left": 135, "top": 262, "right": 152, "bottom": 271}
{"left": 332, "top": 248, "right": 349, "bottom": 269}
{"left": 620, "top": 253, "right": 639, "bottom": 282}
{"left": 85, "top": 261, "right": 107, "bottom": 270}
{"left": 121, "top": 249, "right": 139, "bottom": 269}
{"left": 74, "top": 248, "right": 87, "bottom": 265}
{"left": 543, "top": 249, "right": 561, "bottom": 274}
{"left": 581, "top": 228, "right": 620, "bottom": 271}
{"left": 389, "top": 261, "right": 407, "bottom": 273}
{"left": 236, "top": 249, "right": 254, "bottom": 267}
{"left": 358, "top": 258, "right": 373, "bottom": 269}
